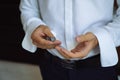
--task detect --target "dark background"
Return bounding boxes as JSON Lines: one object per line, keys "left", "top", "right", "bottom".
{"left": 0, "top": 0, "right": 41, "bottom": 64}
{"left": 0, "top": 0, "right": 120, "bottom": 74}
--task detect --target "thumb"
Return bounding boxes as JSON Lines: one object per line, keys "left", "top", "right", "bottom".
{"left": 76, "top": 32, "right": 96, "bottom": 43}
{"left": 44, "top": 27, "right": 57, "bottom": 42}
{"left": 44, "top": 27, "right": 55, "bottom": 38}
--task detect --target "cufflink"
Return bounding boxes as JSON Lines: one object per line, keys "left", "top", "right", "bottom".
{"left": 45, "top": 37, "right": 56, "bottom": 42}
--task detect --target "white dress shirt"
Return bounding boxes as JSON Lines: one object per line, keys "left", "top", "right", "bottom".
{"left": 20, "top": 0, "right": 120, "bottom": 67}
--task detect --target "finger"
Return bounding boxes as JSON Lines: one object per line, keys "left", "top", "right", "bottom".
{"left": 44, "top": 28, "right": 55, "bottom": 38}
{"left": 55, "top": 46, "right": 71, "bottom": 59}
{"left": 58, "top": 48, "right": 84, "bottom": 58}
{"left": 60, "top": 48, "right": 79, "bottom": 58}
{"left": 38, "top": 25, "right": 55, "bottom": 39}
{"left": 33, "top": 37, "right": 61, "bottom": 49}
{"left": 70, "top": 40, "right": 97, "bottom": 58}
{"left": 73, "top": 42, "right": 93, "bottom": 58}
{"left": 70, "top": 52, "right": 87, "bottom": 58}
{"left": 76, "top": 32, "right": 96, "bottom": 43}
{"left": 32, "top": 29, "right": 61, "bottom": 49}
{"left": 61, "top": 49, "right": 81, "bottom": 58}
{"left": 71, "top": 42, "right": 85, "bottom": 53}
{"left": 31, "top": 25, "right": 59, "bottom": 49}
{"left": 66, "top": 49, "right": 89, "bottom": 58}
{"left": 71, "top": 42, "right": 93, "bottom": 58}
{"left": 57, "top": 45, "right": 90, "bottom": 59}
{"left": 32, "top": 40, "right": 52, "bottom": 49}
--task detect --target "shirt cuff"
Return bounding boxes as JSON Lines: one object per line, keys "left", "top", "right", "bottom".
{"left": 22, "top": 18, "right": 46, "bottom": 53}
{"left": 84, "top": 26, "right": 118, "bottom": 67}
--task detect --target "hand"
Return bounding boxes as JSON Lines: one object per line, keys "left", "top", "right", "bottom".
{"left": 31, "top": 25, "right": 61, "bottom": 49}
{"left": 55, "top": 32, "right": 98, "bottom": 59}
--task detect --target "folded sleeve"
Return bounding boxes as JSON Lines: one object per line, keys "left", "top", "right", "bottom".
{"left": 84, "top": 0, "right": 120, "bottom": 67}
{"left": 19, "top": 0, "right": 46, "bottom": 52}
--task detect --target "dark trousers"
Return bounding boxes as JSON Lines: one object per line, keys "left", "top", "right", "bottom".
{"left": 38, "top": 49, "right": 118, "bottom": 80}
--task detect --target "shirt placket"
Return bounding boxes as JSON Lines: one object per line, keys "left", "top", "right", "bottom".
{"left": 65, "top": 0, "right": 73, "bottom": 50}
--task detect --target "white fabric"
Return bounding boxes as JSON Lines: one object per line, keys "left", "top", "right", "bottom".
{"left": 19, "top": 0, "right": 120, "bottom": 67}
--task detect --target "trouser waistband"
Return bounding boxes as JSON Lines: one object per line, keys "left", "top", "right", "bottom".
{"left": 41, "top": 49, "right": 101, "bottom": 69}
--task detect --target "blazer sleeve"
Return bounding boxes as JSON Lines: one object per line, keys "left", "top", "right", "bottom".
{"left": 19, "top": 0, "right": 46, "bottom": 52}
